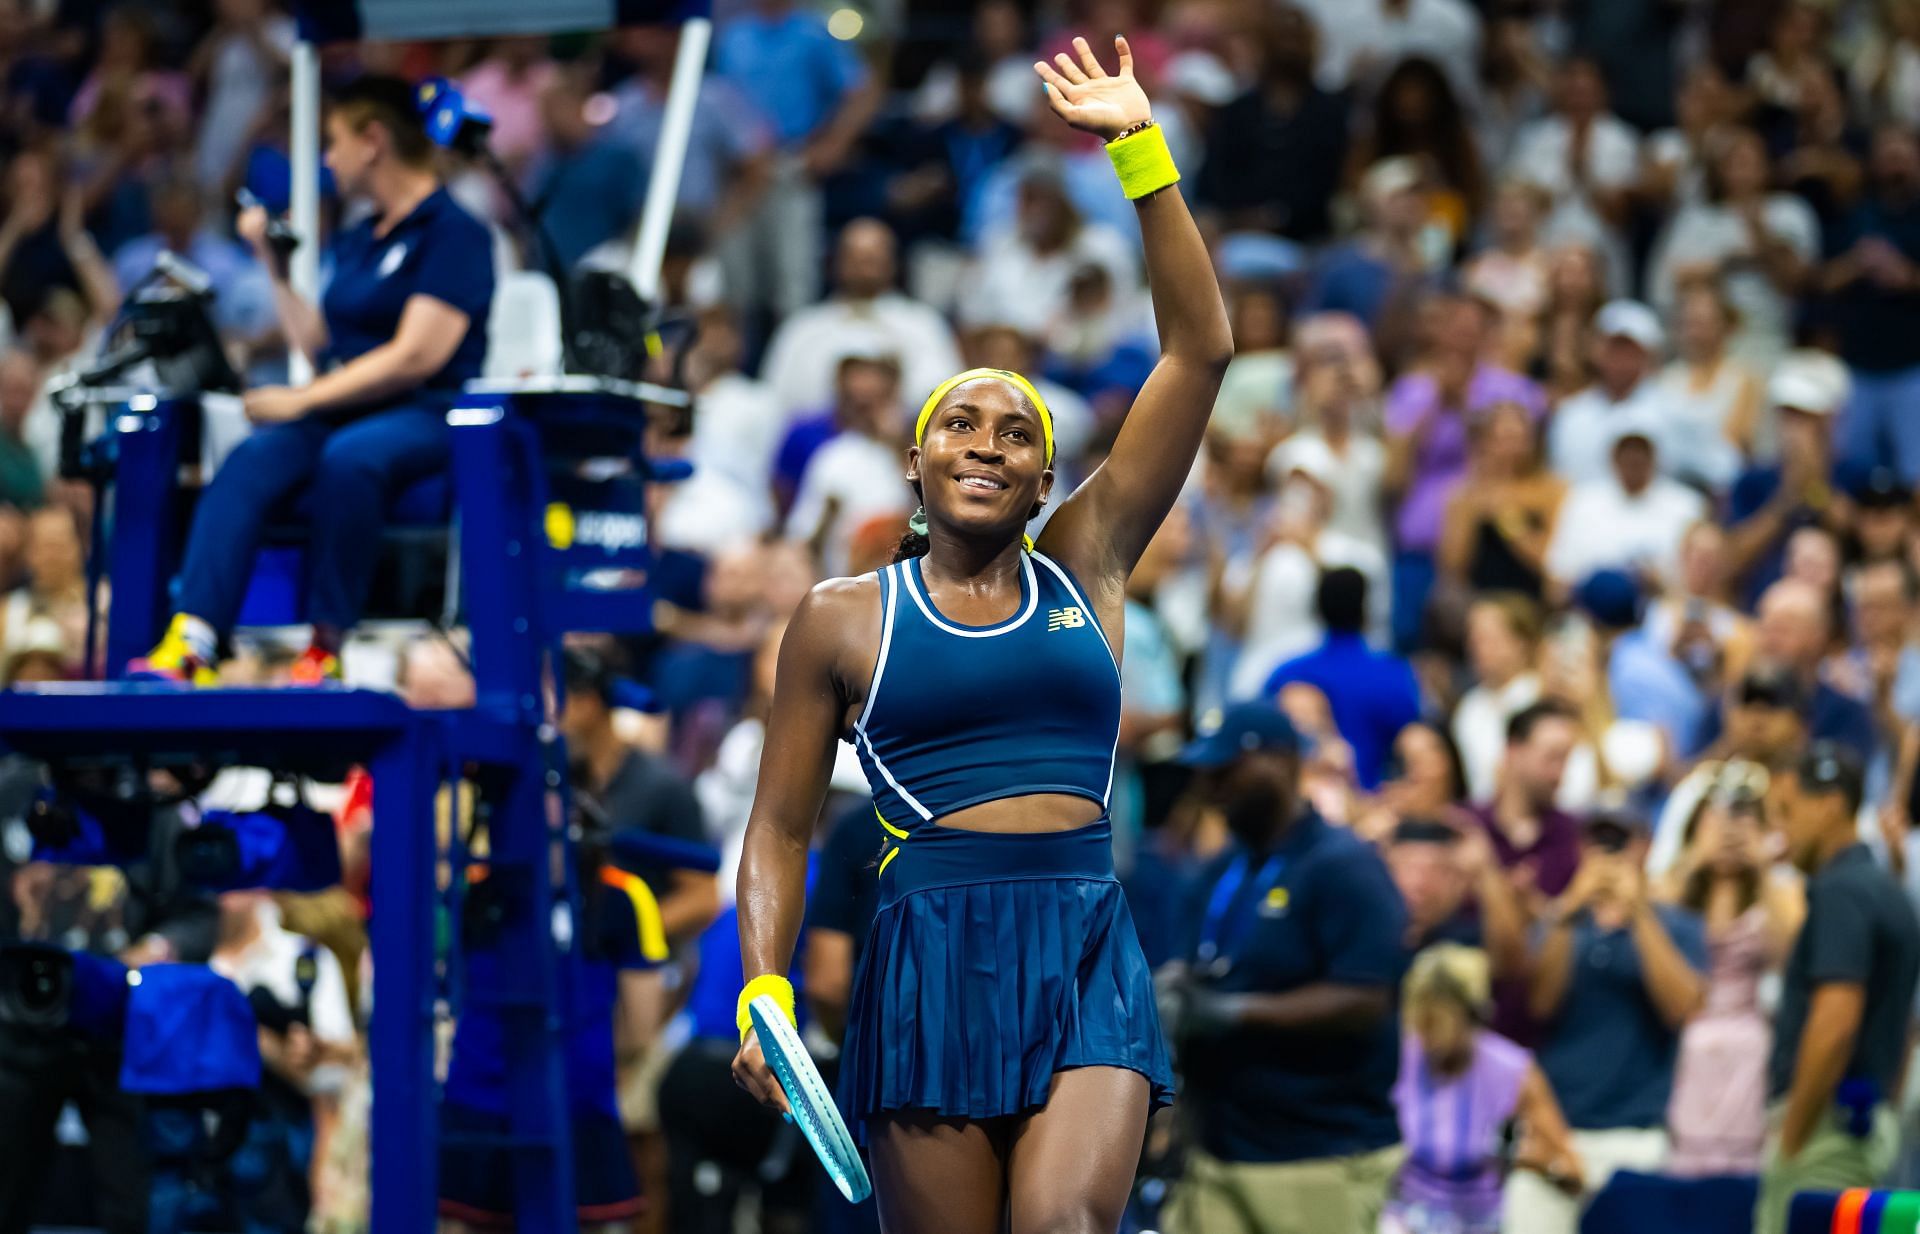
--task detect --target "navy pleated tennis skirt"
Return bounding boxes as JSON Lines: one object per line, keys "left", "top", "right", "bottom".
{"left": 838, "top": 818, "right": 1174, "bottom": 1144}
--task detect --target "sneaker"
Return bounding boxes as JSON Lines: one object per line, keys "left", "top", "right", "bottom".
{"left": 126, "top": 617, "right": 218, "bottom": 686}
{"left": 287, "top": 645, "right": 342, "bottom": 686}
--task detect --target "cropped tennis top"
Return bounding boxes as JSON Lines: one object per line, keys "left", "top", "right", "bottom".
{"left": 851, "top": 550, "right": 1122, "bottom": 835}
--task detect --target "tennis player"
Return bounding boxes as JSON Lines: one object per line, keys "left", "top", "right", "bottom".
{"left": 732, "top": 35, "right": 1230, "bottom": 1232}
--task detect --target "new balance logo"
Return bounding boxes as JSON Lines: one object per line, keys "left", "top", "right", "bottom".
{"left": 1047, "top": 607, "right": 1086, "bottom": 631}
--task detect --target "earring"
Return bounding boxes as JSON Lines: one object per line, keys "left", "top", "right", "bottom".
{"left": 908, "top": 506, "right": 929, "bottom": 535}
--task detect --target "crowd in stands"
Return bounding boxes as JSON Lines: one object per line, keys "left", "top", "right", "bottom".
{"left": 3, "top": 0, "right": 1920, "bottom": 1230}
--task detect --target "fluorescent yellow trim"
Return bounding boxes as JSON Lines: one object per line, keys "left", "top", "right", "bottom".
{"left": 878, "top": 846, "right": 900, "bottom": 876}
{"left": 874, "top": 805, "right": 910, "bottom": 840}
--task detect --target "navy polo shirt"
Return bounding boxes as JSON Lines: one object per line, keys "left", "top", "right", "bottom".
{"left": 1264, "top": 632, "right": 1422, "bottom": 790}
{"left": 1534, "top": 904, "right": 1709, "bottom": 1130}
{"left": 1180, "top": 813, "right": 1409, "bottom": 1163}
{"left": 320, "top": 186, "right": 494, "bottom": 396}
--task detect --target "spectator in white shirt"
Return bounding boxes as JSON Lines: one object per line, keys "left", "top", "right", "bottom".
{"left": 784, "top": 352, "right": 913, "bottom": 578}
{"left": 655, "top": 306, "right": 781, "bottom": 554}
{"left": 958, "top": 166, "right": 1140, "bottom": 338}
{"left": 1550, "top": 300, "right": 1707, "bottom": 487}
{"left": 1295, "top": 0, "right": 1483, "bottom": 103}
{"left": 1547, "top": 428, "right": 1708, "bottom": 591}
{"left": 1506, "top": 57, "right": 1641, "bottom": 292}
{"left": 1268, "top": 336, "right": 1390, "bottom": 557}
{"left": 759, "top": 218, "right": 963, "bottom": 418}
{"left": 1454, "top": 591, "right": 1546, "bottom": 801}
{"left": 1654, "top": 280, "right": 1766, "bottom": 465}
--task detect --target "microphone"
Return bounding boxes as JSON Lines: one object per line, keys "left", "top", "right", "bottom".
{"left": 153, "top": 250, "right": 212, "bottom": 297}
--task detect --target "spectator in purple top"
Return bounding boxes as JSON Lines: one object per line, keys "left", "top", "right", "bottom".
{"left": 1386, "top": 944, "right": 1582, "bottom": 1234}
{"left": 1384, "top": 295, "right": 1545, "bottom": 650}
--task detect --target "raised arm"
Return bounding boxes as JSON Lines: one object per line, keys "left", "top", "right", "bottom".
{"left": 730, "top": 580, "right": 870, "bottom": 1111}
{"left": 1033, "top": 37, "right": 1233, "bottom": 585}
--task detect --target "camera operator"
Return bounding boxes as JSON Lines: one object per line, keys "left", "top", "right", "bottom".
{"left": 0, "top": 758, "right": 217, "bottom": 1234}
{"left": 131, "top": 73, "right": 496, "bottom": 686}
{"left": 187, "top": 888, "right": 356, "bottom": 1234}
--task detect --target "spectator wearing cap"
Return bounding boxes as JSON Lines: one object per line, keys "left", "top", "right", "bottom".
{"left": 1230, "top": 450, "right": 1390, "bottom": 699}
{"left": 783, "top": 349, "right": 912, "bottom": 578}
{"left": 1824, "top": 126, "right": 1920, "bottom": 485}
{"left": 1755, "top": 743, "right": 1920, "bottom": 1234}
{"left": 1161, "top": 703, "right": 1409, "bottom": 1234}
{"left": 1508, "top": 810, "right": 1707, "bottom": 1234}
{"left": 1846, "top": 467, "right": 1913, "bottom": 570}
{"left": 1544, "top": 424, "right": 1707, "bottom": 591}
{"left": 1547, "top": 300, "right": 1695, "bottom": 488}
{"left": 1577, "top": 569, "right": 1714, "bottom": 762}
{"left": 760, "top": 218, "right": 963, "bottom": 421}
{"left": 1754, "top": 578, "right": 1878, "bottom": 757}
{"left": 1725, "top": 349, "right": 1853, "bottom": 603}
{"left": 1263, "top": 567, "right": 1421, "bottom": 791}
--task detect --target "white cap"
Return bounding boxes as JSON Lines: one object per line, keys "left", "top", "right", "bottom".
{"left": 1271, "top": 434, "right": 1337, "bottom": 487}
{"left": 1165, "top": 51, "right": 1239, "bottom": 107}
{"left": 1594, "top": 300, "right": 1666, "bottom": 354}
{"left": 1360, "top": 157, "right": 1422, "bottom": 207}
{"left": 1768, "top": 349, "right": 1852, "bottom": 416}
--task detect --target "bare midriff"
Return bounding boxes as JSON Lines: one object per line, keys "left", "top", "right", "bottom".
{"left": 929, "top": 792, "right": 1106, "bottom": 835}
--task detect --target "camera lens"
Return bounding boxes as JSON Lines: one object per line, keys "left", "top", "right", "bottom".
{"left": 0, "top": 947, "right": 73, "bottom": 1030}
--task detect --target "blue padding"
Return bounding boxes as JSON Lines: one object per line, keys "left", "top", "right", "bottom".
{"left": 610, "top": 829, "right": 720, "bottom": 874}
{"left": 68, "top": 950, "right": 133, "bottom": 1039}
{"left": 1787, "top": 1192, "right": 1839, "bottom": 1234}
{"left": 119, "top": 964, "right": 262, "bottom": 1095}
{"left": 1581, "top": 1170, "right": 1760, "bottom": 1234}
{"left": 182, "top": 806, "right": 344, "bottom": 893}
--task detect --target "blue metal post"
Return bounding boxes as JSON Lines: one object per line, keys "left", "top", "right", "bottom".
{"left": 367, "top": 718, "right": 441, "bottom": 1234}
{"left": 104, "top": 397, "right": 188, "bottom": 676}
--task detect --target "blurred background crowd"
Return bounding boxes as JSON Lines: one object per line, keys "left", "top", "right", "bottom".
{"left": 4, "top": 0, "right": 1920, "bottom": 1230}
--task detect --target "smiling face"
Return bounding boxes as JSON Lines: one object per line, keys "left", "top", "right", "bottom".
{"left": 909, "top": 377, "right": 1053, "bottom": 541}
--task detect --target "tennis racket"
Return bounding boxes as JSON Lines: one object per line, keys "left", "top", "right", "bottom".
{"left": 749, "top": 994, "right": 872, "bottom": 1204}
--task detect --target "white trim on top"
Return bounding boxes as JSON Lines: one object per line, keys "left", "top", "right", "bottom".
{"left": 855, "top": 563, "right": 898, "bottom": 733}
{"left": 854, "top": 726, "right": 935, "bottom": 820}
{"left": 900, "top": 552, "right": 1039, "bottom": 638}
{"left": 1030, "top": 551, "right": 1120, "bottom": 673}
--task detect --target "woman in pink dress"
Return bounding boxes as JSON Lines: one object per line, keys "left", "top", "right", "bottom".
{"left": 1659, "top": 762, "right": 1805, "bottom": 1176}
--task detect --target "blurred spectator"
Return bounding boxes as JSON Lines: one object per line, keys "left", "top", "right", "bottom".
{"left": 562, "top": 647, "right": 718, "bottom": 946}
{"left": 1474, "top": 11, "right": 1552, "bottom": 172}
{"left": 0, "top": 145, "right": 118, "bottom": 333}
{"left": 1745, "top": 3, "right": 1828, "bottom": 116}
{"left": 1268, "top": 332, "right": 1388, "bottom": 556}
{"left": 189, "top": 0, "right": 294, "bottom": 192}
{"left": 1726, "top": 350, "right": 1853, "bottom": 601}
{"left": 0, "top": 506, "right": 88, "bottom": 674}
{"left": 1564, "top": 0, "right": 1688, "bottom": 131}
{"left": 1754, "top": 578, "right": 1877, "bottom": 754}
{"left": 1263, "top": 567, "right": 1420, "bottom": 790}
{"left": 1646, "top": 522, "right": 1757, "bottom": 695}
{"left": 883, "top": 52, "right": 1023, "bottom": 248}
{"left": 111, "top": 175, "right": 274, "bottom": 345}
{"left": 202, "top": 889, "right": 358, "bottom": 1233}
{"left": 1642, "top": 65, "right": 1739, "bottom": 214}
{"left": 712, "top": 0, "right": 877, "bottom": 318}
{"left": 1774, "top": 63, "right": 1868, "bottom": 240}
{"left": 455, "top": 38, "right": 557, "bottom": 179}
{"left": 1545, "top": 428, "right": 1706, "bottom": 590}
{"left": 1548, "top": 300, "right": 1696, "bottom": 488}
{"left": 1657, "top": 766, "right": 1803, "bottom": 1177}
{"left": 1209, "top": 284, "right": 1293, "bottom": 446}
{"left": 1505, "top": 58, "right": 1638, "bottom": 292}
{"left": 1465, "top": 700, "right": 1583, "bottom": 924}
{"left": 604, "top": 26, "right": 772, "bottom": 232}
{"left": 0, "top": 348, "right": 43, "bottom": 510}
{"left": 67, "top": 5, "right": 189, "bottom": 135}
{"left": 1384, "top": 944, "right": 1581, "bottom": 1234}
{"left": 1438, "top": 399, "right": 1563, "bottom": 602}
{"left": 761, "top": 218, "right": 963, "bottom": 420}
{"left": 1536, "top": 241, "right": 1609, "bottom": 402}
{"left": 1511, "top": 811, "right": 1706, "bottom": 1233}
{"left": 1231, "top": 451, "right": 1389, "bottom": 696}
{"left": 1163, "top": 704, "right": 1408, "bottom": 1234}
{"left": 1115, "top": 511, "right": 1191, "bottom": 841}
{"left": 1300, "top": 157, "right": 1441, "bottom": 333}
{"left": 783, "top": 350, "right": 911, "bottom": 578}
{"left": 1194, "top": 3, "right": 1349, "bottom": 244}
{"left": 959, "top": 166, "right": 1139, "bottom": 339}
{"left": 1462, "top": 178, "right": 1552, "bottom": 332}
{"left": 1295, "top": 0, "right": 1481, "bottom": 102}
{"left": 653, "top": 307, "right": 780, "bottom": 555}
{"left": 1453, "top": 595, "right": 1544, "bottom": 802}
{"left": 1354, "top": 720, "right": 1467, "bottom": 844}
{"left": 525, "top": 65, "right": 646, "bottom": 271}
{"left": 1575, "top": 568, "right": 1713, "bottom": 766}
{"left": 1653, "top": 280, "right": 1764, "bottom": 465}
{"left": 1538, "top": 613, "right": 1667, "bottom": 813}
{"left": 1826, "top": 126, "right": 1920, "bottom": 484}
{"left": 1756, "top": 742, "right": 1920, "bottom": 1234}
{"left": 910, "top": 0, "right": 1036, "bottom": 128}
{"left": 1845, "top": 466, "right": 1913, "bottom": 570}
{"left": 1344, "top": 57, "right": 1487, "bottom": 241}
{"left": 1650, "top": 127, "right": 1818, "bottom": 365}
{"left": 1851, "top": 0, "right": 1920, "bottom": 128}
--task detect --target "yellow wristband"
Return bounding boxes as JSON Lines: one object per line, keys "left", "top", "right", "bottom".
{"left": 737, "top": 973, "right": 797, "bottom": 1042}
{"left": 1106, "top": 122, "right": 1180, "bottom": 201}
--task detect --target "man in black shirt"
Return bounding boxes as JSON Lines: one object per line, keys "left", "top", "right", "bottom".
{"left": 1756, "top": 742, "right": 1920, "bottom": 1234}
{"left": 564, "top": 648, "right": 719, "bottom": 946}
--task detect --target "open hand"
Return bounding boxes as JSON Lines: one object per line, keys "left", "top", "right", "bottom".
{"left": 1033, "top": 36, "right": 1152, "bottom": 142}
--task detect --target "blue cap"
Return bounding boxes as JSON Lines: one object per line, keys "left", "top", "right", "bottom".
{"left": 1574, "top": 569, "right": 1642, "bottom": 630}
{"left": 1177, "top": 703, "right": 1304, "bottom": 768}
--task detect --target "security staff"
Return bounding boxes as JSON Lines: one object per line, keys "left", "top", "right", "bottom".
{"left": 1163, "top": 703, "right": 1409, "bottom": 1234}
{"left": 135, "top": 74, "right": 495, "bottom": 685}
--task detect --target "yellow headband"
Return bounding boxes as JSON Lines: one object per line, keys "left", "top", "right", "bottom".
{"left": 914, "top": 368, "right": 1055, "bottom": 466}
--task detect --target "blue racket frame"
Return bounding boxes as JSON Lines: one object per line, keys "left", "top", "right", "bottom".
{"left": 750, "top": 995, "right": 872, "bottom": 1204}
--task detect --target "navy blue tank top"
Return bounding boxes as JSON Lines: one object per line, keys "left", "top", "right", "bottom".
{"left": 852, "top": 550, "right": 1122, "bottom": 835}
